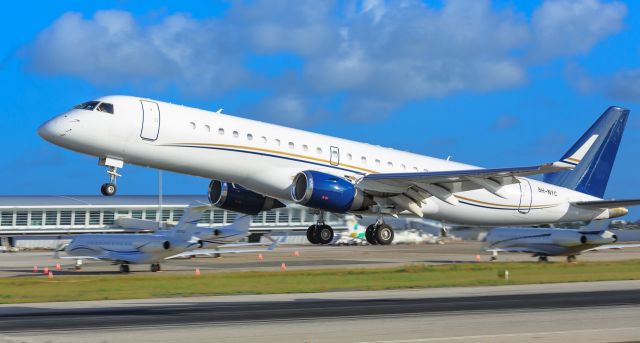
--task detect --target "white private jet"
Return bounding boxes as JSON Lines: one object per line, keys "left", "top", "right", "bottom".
{"left": 39, "top": 96, "right": 640, "bottom": 246}
{"left": 484, "top": 227, "right": 640, "bottom": 263}
{"left": 60, "top": 205, "right": 281, "bottom": 273}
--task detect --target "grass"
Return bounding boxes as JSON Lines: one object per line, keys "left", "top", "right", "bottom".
{"left": 2, "top": 260, "right": 640, "bottom": 304}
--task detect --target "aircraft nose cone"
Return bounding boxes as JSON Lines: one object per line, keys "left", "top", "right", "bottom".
{"left": 37, "top": 116, "right": 66, "bottom": 143}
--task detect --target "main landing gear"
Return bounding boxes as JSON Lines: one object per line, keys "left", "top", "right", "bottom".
{"left": 99, "top": 157, "right": 123, "bottom": 196}
{"left": 365, "top": 220, "right": 394, "bottom": 245}
{"left": 306, "top": 212, "right": 334, "bottom": 245}
{"left": 119, "top": 264, "right": 130, "bottom": 273}
{"left": 537, "top": 255, "right": 549, "bottom": 263}
{"left": 566, "top": 255, "right": 577, "bottom": 263}
{"left": 150, "top": 263, "right": 162, "bottom": 272}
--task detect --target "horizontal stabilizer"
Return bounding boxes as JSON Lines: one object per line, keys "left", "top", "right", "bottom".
{"left": 572, "top": 199, "right": 640, "bottom": 209}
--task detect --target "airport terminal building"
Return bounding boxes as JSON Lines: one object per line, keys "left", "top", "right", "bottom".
{"left": 0, "top": 195, "right": 347, "bottom": 249}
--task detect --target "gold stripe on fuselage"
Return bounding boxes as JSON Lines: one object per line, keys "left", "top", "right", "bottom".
{"left": 455, "top": 195, "right": 559, "bottom": 209}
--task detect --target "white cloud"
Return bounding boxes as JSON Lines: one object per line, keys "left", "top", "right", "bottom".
{"left": 532, "top": 0, "right": 626, "bottom": 59}
{"left": 24, "top": 0, "right": 627, "bottom": 124}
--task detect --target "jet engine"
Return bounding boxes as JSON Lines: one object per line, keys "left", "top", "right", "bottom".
{"left": 208, "top": 180, "right": 285, "bottom": 215}
{"left": 551, "top": 230, "right": 617, "bottom": 247}
{"left": 290, "top": 170, "right": 373, "bottom": 213}
{"left": 133, "top": 237, "right": 171, "bottom": 253}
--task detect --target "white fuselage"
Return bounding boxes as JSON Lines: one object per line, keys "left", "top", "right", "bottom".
{"left": 40, "top": 95, "right": 609, "bottom": 226}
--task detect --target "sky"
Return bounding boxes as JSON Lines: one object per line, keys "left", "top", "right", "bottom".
{"left": 1, "top": 0, "right": 640, "bottom": 218}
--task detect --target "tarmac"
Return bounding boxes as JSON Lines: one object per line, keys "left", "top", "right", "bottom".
{"left": 2, "top": 241, "right": 640, "bottom": 276}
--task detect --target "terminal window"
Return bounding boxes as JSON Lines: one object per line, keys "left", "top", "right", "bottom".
{"left": 74, "top": 211, "right": 86, "bottom": 226}
{"left": 45, "top": 211, "right": 58, "bottom": 226}
{"left": 1, "top": 211, "right": 13, "bottom": 226}
{"left": 103, "top": 211, "right": 115, "bottom": 225}
{"left": 89, "top": 211, "right": 101, "bottom": 225}
{"left": 60, "top": 211, "right": 72, "bottom": 225}
{"left": 30, "top": 211, "right": 43, "bottom": 226}
{"left": 16, "top": 211, "right": 28, "bottom": 226}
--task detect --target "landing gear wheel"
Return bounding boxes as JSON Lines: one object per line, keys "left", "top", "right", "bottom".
{"left": 150, "top": 263, "right": 161, "bottom": 272}
{"left": 537, "top": 256, "right": 549, "bottom": 263}
{"left": 306, "top": 225, "right": 320, "bottom": 244}
{"left": 119, "top": 264, "right": 130, "bottom": 273}
{"left": 375, "top": 224, "right": 394, "bottom": 245}
{"left": 365, "top": 225, "right": 378, "bottom": 245}
{"left": 101, "top": 183, "right": 117, "bottom": 196}
{"left": 317, "top": 225, "right": 334, "bottom": 245}
{"left": 566, "top": 255, "right": 577, "bottom": 263}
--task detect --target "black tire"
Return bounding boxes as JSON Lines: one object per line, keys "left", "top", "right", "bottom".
{"left": 375, "top": 224, "right": 394, "bottom": 245}
{"left": 150, "top": 263, "right": 161, "bottom": 272}
{"left": 119, "top": 264, "right": 130, "bottom": 273}
{"left": 306, "top": 225, "right": 320, "bottom": 244}
{"left": 317, "top": 225, "right": 334, "bottom": 244}
{"left": 101, "top": 183, "right": 116, "bottom": 196}
{"left": 365, "top": 225, "right": 378, "bottom": 245}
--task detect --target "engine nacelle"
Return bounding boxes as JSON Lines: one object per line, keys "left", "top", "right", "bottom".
{"left": 208, "top": 180, "right": 285, "bottom": 215}
{"left": 290, "top": 170, "right": 373, "bottom": 213}
{"left": 551, "top": 230, "right": 618, "bottom": 247}
{"left": 133, "top": 237, "right": 171, "bottom": 253}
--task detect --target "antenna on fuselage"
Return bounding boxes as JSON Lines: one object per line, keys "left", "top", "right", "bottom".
{"left": 446, "top": 156, "right": 452, "bottom": 161}
{"left": 216, "top": 108, "right": 224, "bottom": 114}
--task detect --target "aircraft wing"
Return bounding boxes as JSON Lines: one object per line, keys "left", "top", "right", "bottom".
{"left": 571, "top": 199, "right": 640, "bottom": 209}
{"left": 166, "top": 232, "right": 288, "bottom": 259}
{"left": 357, "top": 162, "right": 572, "bottom": 216}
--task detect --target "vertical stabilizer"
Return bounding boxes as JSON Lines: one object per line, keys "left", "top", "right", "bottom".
{"left": 543, "top": 106, "right": 629, "bottom": 198}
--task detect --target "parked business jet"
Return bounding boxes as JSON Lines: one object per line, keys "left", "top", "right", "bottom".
{"left": 484, "top": 227, "right": 640, "bottom": 262}
{"left": 39, "top": 96, "right": 640, "bottom": 246}
{"left": 60, "top": 205, "right": 279, "bottom": 273}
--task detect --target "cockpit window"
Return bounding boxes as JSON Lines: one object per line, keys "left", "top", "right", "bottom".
{"left": 73, "top": 101, "right": 100, "bottom": 111}
{"left": 97, "top": 102, "right": 114, "bottom": 114}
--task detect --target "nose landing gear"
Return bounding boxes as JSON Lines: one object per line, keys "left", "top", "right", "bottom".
{"left": 99, "top": 157, "right": 123, "bottom": 196}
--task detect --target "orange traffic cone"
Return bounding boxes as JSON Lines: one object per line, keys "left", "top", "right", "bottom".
{"left": 194, "top": 268, "right": 201, "bottom": 276}
{"left": 48, "top": 271, "right": 53, "bottom": 280}
{"left": 55, "top": 263, "right": 61, "bottom": 271}
{"left": 293, "top": 250, "right": 300, "bottom": 257}
{"left": 43, "top": 267, "right": 49, "bottom": 275}
{"left": 280, "top": 262, "right": 287, "bottom": 271}
{"left": 475, "top": 255, "right": 481, "bottom": 262}
{"left": 33, "top": 266, "right": 38, "bottom": 273}
{"left": 257, "top": 254, "right": 264, "bottom": 261}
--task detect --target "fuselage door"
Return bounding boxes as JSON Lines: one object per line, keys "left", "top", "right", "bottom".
{"left": 330, "top": 146, "right": 340, "bottom": 166}
{"left": 518, "top": 178, "right": 532, "bottom": 214}
{"left": 140, "top": 100, "right": 160, "bottom": 141}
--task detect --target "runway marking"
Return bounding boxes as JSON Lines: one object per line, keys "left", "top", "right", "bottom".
{"left": 357, "top": 326, "right": 640, "bottom": 342}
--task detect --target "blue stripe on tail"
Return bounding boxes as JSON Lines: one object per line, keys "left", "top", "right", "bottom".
{"left": 543, "top": 106, "right": 629, "bottom": 198}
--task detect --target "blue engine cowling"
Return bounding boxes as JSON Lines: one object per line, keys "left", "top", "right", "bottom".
{"left": 290, "top": 170, "right": 372, "bottom": 213}
{"left": 208, "top": 180, "right": 285, "bottom": 215}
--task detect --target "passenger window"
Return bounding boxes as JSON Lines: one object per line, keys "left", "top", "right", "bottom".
{"left": 233, "top": 131, "right": 239, "bottom": 138}
{"left": 288, "top": 142, "right": 294, "bottom": 149}
{"left": 247, "top": 133, "right": 253, "bottom": 141}
{"left": 412, "top": 167, "right": 419, "bottom": 172}
{"left": 96, "top": 102, "right": 114, "bottom": 114}
{"left": 204, "top": 125, "right": 211, "bottom": 132}
{"left": 401, "top": 164, "right": 406, "bottom": 171}
{"left": 387, "top": 162, "right": 393, "bottom": 168}
{"left": 375, "top": 159, "right": 381, "bottom": 166}
{"left": 361, "top": 156, "right": 367, "bottom": 164}
{"left": 189, "top": 122, "right": 196, "bottom": 130}
{"left": 73, "top": 101, "right": 100, "bottom": 111}
{"left": 347, "top": 153, "right": 352, "bottom": 160}
{"left": 275, "top": 139, "right": 281, "bottom": 146}
{"left": 302, "top": 144, "right": 308, "bottom": 152}
{"left": 261, "top": 136, "right": 267, "bottom": 143}
{"left": 316, "top": 147, "right": 323, "bottom": 154}
{"left": 218, "top": 128, "right": 225, "bottom": 135}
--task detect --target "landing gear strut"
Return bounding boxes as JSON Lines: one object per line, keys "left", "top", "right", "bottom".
{"left": 99, "top": 157, "right": 123, "bottom": 196}
{"left": 306, "top": 211, "right": 334, "bottom": 245}
{"left": 365, "top": 218, "right": 394, "bottom": 245}
{"left": 150, "top": 263, "right": 161, "bottom": 272}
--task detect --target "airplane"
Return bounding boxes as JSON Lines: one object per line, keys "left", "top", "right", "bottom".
{"left": 38, "top": 96, "right": 640, "bottom": 246}
{"left": 59, "top": 205, "right": 281, "bottom": 273}
{"left": 484, "top": 226, "right": 640, "bottom": 263}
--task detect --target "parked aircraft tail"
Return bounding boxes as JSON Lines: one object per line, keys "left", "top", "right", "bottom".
{"left": 543, "top": 106, "right": 629, "bottom": 198}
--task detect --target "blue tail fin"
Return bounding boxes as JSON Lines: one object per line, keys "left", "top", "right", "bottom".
{"left": 543, "top": 106, "right": 629, "bottom": 198}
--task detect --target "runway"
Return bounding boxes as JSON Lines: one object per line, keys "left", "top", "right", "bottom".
{"left": 2, "top": 281, "right": 640, "bottom": 342}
